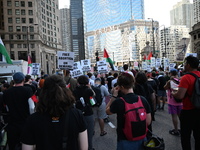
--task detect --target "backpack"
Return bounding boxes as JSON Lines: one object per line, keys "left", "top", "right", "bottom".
{"left": 91, "top": 85, "right": 103, "bottom": 107}
{"left": 170, "top": 78, "right": 182, "bottom": 103}
{"left": 121, "top": 96, "right": 148, "bottom": 141}
{"left": 187, "top": 72, "right": 200, "bottom": 109}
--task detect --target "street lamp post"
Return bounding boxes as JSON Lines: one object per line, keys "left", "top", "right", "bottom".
{"left": 148, "top": 18, "right": 155, "bottom": 56}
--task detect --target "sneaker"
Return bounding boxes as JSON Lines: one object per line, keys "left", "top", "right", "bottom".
{"left": 169, "top": 129, "right": 180, "bottom": 136}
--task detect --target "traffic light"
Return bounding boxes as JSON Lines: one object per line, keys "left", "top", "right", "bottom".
{"left": 96, "top": 56, "right": 99, "bottom": 61}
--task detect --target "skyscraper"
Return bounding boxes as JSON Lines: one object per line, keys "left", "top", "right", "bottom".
{"left": 83, "top": 0, "right": 144, "bottom": 32}
{"left": 170, "top": 0, "right": 194, "bottom": 29}
{"left": 0, "top": 0, "right": 62, "bottom": 74}
{"left": 60, "top": 8, "right": 72, "bottom": 52}
{"left": 70, "top": 0, "right": 85, "bottom": 61}
{"left": 193, "top": 0, "right": 200, "bottom": 24}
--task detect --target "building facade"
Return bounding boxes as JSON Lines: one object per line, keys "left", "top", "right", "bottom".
{"left": 85, "top": 19, "right": 160, "bottom": 65}
{"left": 170, "top": 0, "right": 194, "bottom": 29}
{"left": 83, "top": 0, "right": 144, "bottom": 32}
{"left": 193, "top": 0, "right": 200, "bottom": 24}
{"left": 70, "top": 0, "right": 85, "bottom": 62}
{"left": 160, "top": 25, "right": 190, "bottom": 62}
{"left": 0, "top": 0, "right": 62, "bottom": 75}
{"left": 60, "top": 8, "right": 72, "bottom": 52}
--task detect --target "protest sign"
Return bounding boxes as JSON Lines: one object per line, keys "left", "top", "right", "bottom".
{"left": 81, "top": 59, "right": 91, "bottom": 72}
{"left": 57, "top": 51, "right": 74, "bottom": 70}
{"left": 32, "top": 63, "right": 40, "bottom": 76}
{"left": 71, "top": 61, "right": 83, "bottom": 78}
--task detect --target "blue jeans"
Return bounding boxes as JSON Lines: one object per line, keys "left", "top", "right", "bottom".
{"left": 117, "top": 139, "right": 146, "bottom": 150}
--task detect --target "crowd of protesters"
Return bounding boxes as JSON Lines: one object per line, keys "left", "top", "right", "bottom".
{"left": 0, "top": 55, "right": 199, "bottom": 150}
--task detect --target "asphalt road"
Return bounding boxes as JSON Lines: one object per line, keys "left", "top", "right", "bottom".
{"left": 93, "top": 104, "right": 194, "bottom": 150}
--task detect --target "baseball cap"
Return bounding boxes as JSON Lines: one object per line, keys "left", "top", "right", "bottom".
{"left": 13, "top": 72, "right": 25, "bottom": 83}
{"left": 95, "top": 78, "right": 101, "bottom": 82}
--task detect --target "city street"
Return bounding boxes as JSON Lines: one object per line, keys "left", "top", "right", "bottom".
{"left": 93, "top": 104, "right": 194, "bottom": 150}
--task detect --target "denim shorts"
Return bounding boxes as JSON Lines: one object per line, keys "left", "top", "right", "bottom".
{"left": 157, "top": 90, "right": 166, "bottom": 97}
{"left": 117, "top": 139, "right": 146, "bottom": 150}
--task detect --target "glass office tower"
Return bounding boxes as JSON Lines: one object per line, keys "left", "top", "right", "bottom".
{"left": 70, "top": 0, "right": 85, "bottom": 61}
{"left": 83, "top": 0, "right": 144, "bottom": 32}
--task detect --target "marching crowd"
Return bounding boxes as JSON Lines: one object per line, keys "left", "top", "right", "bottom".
{"left": 0, "top": 55, "right": 199, "bottom": 150}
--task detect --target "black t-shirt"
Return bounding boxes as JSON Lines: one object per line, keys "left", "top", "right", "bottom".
{"left": 73, "top": 85, "right": 94, "bottom": 116}
{"left": 3, "top": 86, "right": 32, "bottom": 125}
{"left": 158, "top": 76, "right": 166, "bottom": 90}
{"left": 110, "top": 93, "right": 151, "bottom": 141}
{"left": 21, "top": 108, "right": 86, "bottom": 150}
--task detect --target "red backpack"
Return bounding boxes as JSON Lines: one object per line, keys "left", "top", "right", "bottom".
{"left": 121, "top": 96, "right": 148, "bottom": 141}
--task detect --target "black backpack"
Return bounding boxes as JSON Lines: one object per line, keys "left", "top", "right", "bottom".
{"left": 187, "top": 72, "right": 200, "bottom": 109}
{"left": 91, "top": 85, "right": 103, "bottom": 107}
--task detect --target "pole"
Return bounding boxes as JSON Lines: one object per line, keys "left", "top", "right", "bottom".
{"left": 9, "top": 34, "right": 12, "bottom": 58}
{"left": 152, "top": 19, "right": 155, "bottom": 56}
{"left": 27, "top": 26, "right": 30, "bottom": 57}
{"left": 164, "top": 26, "right": 167, "bottom": 57}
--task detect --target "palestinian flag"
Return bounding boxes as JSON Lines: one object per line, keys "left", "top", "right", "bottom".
{"left": 0, "top": 38, "right": 13, "bottom": 64}
{"left": 27, "top": 55, "right": 32, "bottom": 75}
{"left": 103, "top": 48, "right": 114, "bottom": 71}
{"left": 146, "top": 51, "right": 153, "bottom": 63}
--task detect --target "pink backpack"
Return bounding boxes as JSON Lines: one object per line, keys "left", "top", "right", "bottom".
{"left": 121, "top": 96, "right": 148, "bottom": 141}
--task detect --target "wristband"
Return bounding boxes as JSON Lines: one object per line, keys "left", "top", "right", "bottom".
{"left": 112, "top": 95, "right": 117, "bottom": 98}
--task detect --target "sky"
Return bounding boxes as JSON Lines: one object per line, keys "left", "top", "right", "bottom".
{"left": 59, "top": 0, "right": 193, "bottom": 27}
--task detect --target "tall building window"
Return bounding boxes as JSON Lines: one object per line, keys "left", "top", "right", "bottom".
{"left": 22, "top": 35, "right": 27, "bottom": 39}
{"left": 30, "top": 35, "right": 34, "bottom": 39}
{"left": 30, "top": 44, "right": 35, "bottom": 48}
{"left": 7, "top": 9, "right": 12, "bottom": 15}
{"left": 8, "top": 18, "right": 12, "bottom": 23}
{"left": 28, "top": 2, "right": 32, "bottom": 7}
{"left": 21, "top": 18, "right": 26, "bottom": 23}
{"left": 22, "top": 26, "right": 27, "bottom": 32}
{"left": 16, "top": 18, "right": 20, "bottom": 24}
{"left": 28, "top": 10, "right": 33, "bottom": 15}
{"left": 21, "top": 9, "right": 26, "bottom": 15}
{"left": 10, "top": 51, "right": 15, "bottom": 60}
{"left": 15, "top": 1, "right": 19, "bottom": 7}
{"left": 21, "top": 1, "right": 25, "bottom": 7}
{"left": 29, "top": 26, "right": 34, "bottom": 32}
{"left": 10, "top": 44, "right": 14, "bottom": 48}
{"left": 18, "top": 51, "right": 27, "bottom": 61}
{"left": 16, "top": 34, "right": 21, "bottom": 39}
{"left": 16, "top": 26, "right": 21, "bottom": 32}
{"left": 8, "top": 26, "right": 13, "bottom": 32}
{"left": 15, "top": 9, "right": 20, "bottom": 15}
{"left": 7, "top": 1, "right": 11, "bottom": 6}
{"left": 23, "top": 44, "right": 27, "bottom": 48}
{"left": 29, "top": 18, "right": 33, "bottom": 23}
{"left": 17, "top": 44, "right": 22, "bottom": 48}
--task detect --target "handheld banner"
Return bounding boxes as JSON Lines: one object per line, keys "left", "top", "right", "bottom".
{"left": 57, "top": 51, "right": 74, "bottom": 70}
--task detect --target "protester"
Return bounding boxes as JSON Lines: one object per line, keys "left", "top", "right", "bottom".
{"left": 111, "top": 72, "right": 118, "bottom": 88}
{"left": 164, "top": 69, "right": 182, "bottom": 136}
{"left": 134, "top": 71, "right": 155, "bottom": 137}
{"left": 21, "top": 75, "right": 88, "bottom": 150}
{"left": 87, "top": 72, "right": 95, "bottom": 86}
{"left": 106, "top": 72, "right": 151, "bottom": 150}
{"left": 123, "top": 64, "right": 134, "bottom": 76}
{"left": 172, "top": 55, "right": 200, "bottom": 150}
{"left": 92, "top": 78, "right": 110, "bottom": 136}
{"left": 73, "top": 75, "right": 95, "bottom": 150}
{"left": 157, "top": 71, "right": 167, "bottom": 110}
{"left": 3, "top": 72, "right": 32, "bottom": 150}
{"left": 64, "top": 70, "right": 77, "bottom": 92}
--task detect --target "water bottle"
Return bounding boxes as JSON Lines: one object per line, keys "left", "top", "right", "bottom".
{"left": 80, "top": 97, "right": 85, "bottom": 107}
